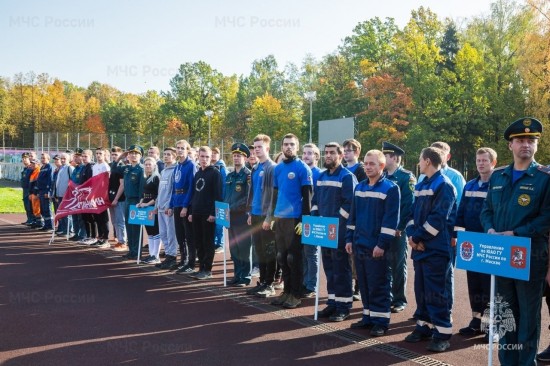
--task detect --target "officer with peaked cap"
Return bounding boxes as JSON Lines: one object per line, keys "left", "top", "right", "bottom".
{"left": 120, "top": 145, "right": 145, "bottom": 260}
{"left": 382, "top": 141, "right": 416, "bottom": 313}
{"left": 225, "top": 143, "right": 253, "bottom": 286}
{"left": 481, "top": 117, "right": 550, "bottom": 365}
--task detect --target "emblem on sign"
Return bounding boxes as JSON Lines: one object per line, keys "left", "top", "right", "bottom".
{"left": 517, "top": 194, "right": 530, "bottom": 206}
{"left": 328, "top": 224, "right": 337, "bottom": 240}
{"left": 460, "top": 241, "right": 474, "bottom": 262}
{"left": 130, "top": 209, "right": 136, "bottom": 220}
{"left": 511, "top": 246, "right": 527, "bottom": 269}
{"left": 303, "top": 223, "right": 311, "bottom": 237}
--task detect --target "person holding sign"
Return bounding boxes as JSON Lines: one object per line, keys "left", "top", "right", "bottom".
{"left": 138, "top": 157, "right": 161, "bottom": 264}
{"left": 270, "top": 133, "right": 313, "bottom": 309}
{"left": 225, "top": 143, "right": 252, "bottom": 287}
{"left": 114, "top": 145, "right": 145, "bottom": 261}
{"left": 312, "top": 142, "right": 357, "bottom": 322}
{"left": 404, "top": 147, "right": 457, "bottom": 352}
{"left": 345, "top": 150, "right": 399, "bottom": 336}
{"left": 454, "top": 148, "right": 497, "bottom": 339}
{"left": 481, "top": 117, "right": 550, "bottom": 365}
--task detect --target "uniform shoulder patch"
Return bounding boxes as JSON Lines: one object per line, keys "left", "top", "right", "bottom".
{"left": 537, "top": 165, "right": 550, "bottom": 175}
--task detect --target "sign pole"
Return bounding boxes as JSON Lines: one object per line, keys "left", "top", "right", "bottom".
{"left": 223, "top": 227, "right": 228, "bottom": 287}
{"left": 488, "top": 274, "right": 496, "bottom": 366}
{"left": 136, "top": 225, "right": 143, "bottom": 265}
{"left": 314, "top": 245, "right": 321, "bottom": 320}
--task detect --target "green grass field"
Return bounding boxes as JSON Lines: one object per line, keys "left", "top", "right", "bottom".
{"left": 0, "top": 187, "right": 25, "bottom": 213}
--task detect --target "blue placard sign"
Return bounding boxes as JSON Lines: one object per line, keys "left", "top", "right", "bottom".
{"left": 215, "top": 201, "right": 230, "bottom": 228}
{"left": 301, "top": 215, "right": 339, "bottom": 249}
{"left": 456, "top": 231, "right": 531, "bottom": 281}
{"left": 127, "top": 205, "right": 155, "bottom": 226}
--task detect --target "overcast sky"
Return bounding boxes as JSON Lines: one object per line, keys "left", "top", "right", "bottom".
{"left": 2, "top": 0, "right": 497, "bottom": 93}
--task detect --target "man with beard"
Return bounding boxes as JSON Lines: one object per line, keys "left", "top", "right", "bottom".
{"left": 313, "top": 142, "right": 357, "bottom": 322}
{"left": 270, "top": 133, "right": 313, "bottom": 309}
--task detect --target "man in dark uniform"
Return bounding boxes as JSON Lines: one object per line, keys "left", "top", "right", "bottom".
{"left": 225, "top": 143, "right": 252, "bottom": 286}
{"left": 481, "top": 117, "right": 550, "bottom": 365}
{"left": 36, "top": 153, "right": 53, "bottom": 231}
{"left": 382, "top": 142, "right": 416, "bottom": 313}
{"left": 113, "top": 145, "right": 145, "bottom": 260}
{"left": 20, "top": 152, "right": 33, "bottom": 225}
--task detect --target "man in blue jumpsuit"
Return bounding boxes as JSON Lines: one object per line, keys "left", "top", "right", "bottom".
{"left": 481, "top": 117, "right": 550, "bottom": 365}
{"left": 313, "top": 142, "right": 357, "bottom": 322}
{"left": 382, "top": 141, "right": 416, "bottom": 313}
{"left": 454, "top": 148, "right": 497, "bottom": 339}
{"left": 405, "top": 146, "right": 456, "bottom": 352}
{"left": 270, "top": 133, "right": 313, "bottom": 309}
{"left": 225, "top": 143, "right": 252, "bottom": 286}
{"left": 346, "top": 150, "right": 399, "bottom": 336}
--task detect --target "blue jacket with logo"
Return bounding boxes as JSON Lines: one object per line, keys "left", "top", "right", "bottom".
{"left": 311, "top": 165, "right": 357, "bottom": 246}
{"left": 170, "top": 157, "right": 197, "bottom": 209}
{"left": 405, "top": 170, "right": 457, "bottom": 260}
{"left": 453, "top": 176, "right": 488, "bottom": 235}
{"left": 346, "top": 175, "right": 400, "bottom": 251}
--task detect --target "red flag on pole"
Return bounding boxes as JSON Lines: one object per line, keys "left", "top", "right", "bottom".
{"left": 54, "top": 172, "right": 111, "bottom": 223}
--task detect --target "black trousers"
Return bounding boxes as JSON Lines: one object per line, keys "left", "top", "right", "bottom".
{"left": 250, "top": 215, "right": 276, "bottom": 285}
{"left": 192, "top": 213, "right": 215, "bottom": 272}
{"left": 174, "top": 207, "right": 195, "bottom": 267}
{"left": 274, "top": 218, "right": 303, "bottom": 298}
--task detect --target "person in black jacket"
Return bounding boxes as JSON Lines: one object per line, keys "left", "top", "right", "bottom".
{"left": 188, "top": 146, "right": 223, "bottom": 280}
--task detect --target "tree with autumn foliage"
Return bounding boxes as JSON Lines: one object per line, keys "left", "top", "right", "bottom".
{"left": 358, "top": 74, "right": 412, "bottom": 148}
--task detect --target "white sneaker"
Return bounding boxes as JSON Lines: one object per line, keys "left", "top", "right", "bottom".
{"left": 250, "top": 267, "right": 260, "bottom": 277}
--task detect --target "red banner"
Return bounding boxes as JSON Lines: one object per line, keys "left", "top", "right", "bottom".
{"left": 54, "top": 172, "right": 111, "bottom": 222}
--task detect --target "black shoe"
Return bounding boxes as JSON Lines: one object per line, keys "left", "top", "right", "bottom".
{"left": 317, "top": 306, "right": 336, "bottom": 318}
{"left": 350, "top": 320, "right": 373, "bottom": 329}
{"left": 156, "top": 256, "right": 176, "bottom": 269}
{"left": 391, "top": 305, "right": 406, "bottom": 313}
{"left": 459, "top": 326, "right": 482, "bottom": 336}
{"left": 228, "top": 277, "right": 241, "bottom": 285}
{"left": 234, "top": 280, "right": 251, "bottom": 287}
{"left": 329, "top": 311, "right": 350, "bottom": 322}
{"left": 169, "top": 261, "right": 185, "bottom": 271}
{"left": 370, "top": 324, "right": 388, "bottom": 337}
{"left": 176, "top": 265, "right": 194, "bottom": 275}
{"left": 537, "top": 346, "right": 550, "bottom": 362}
{"left": 246, "top": 282, "right": 265, "bottom": 295}
{"left": 427, "top": 338, "right": 450, "bottom": 352}
{"left": 69, "top": 236, "right": 81, "bottom": 242}
{"left": 405, "top": 330, "right": 431, "bottom": 343}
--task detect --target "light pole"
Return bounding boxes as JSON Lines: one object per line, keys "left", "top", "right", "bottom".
{"left": 204, "top": 110, "right": 213, "bottom": 146}
{"left": 304, "top": 91, "right": 316, "bottom": 143}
